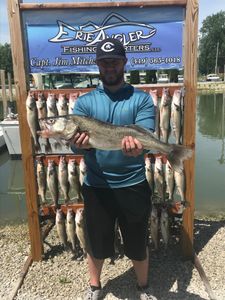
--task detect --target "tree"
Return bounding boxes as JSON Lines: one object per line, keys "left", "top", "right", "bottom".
{"left": 0, "top": 43, "right": 13, "bottom": 75}
{"left": 130, "top": 70, "right": 140, "bottom": 84}
{"left": 198, "top": 11, "right": 225, "bottom": 75}
{"left": 145, "top": 70, "right": 157, "bottom": 83}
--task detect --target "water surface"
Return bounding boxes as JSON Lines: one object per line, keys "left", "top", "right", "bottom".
{"left": 0, "top": 92, "right": 225, "bottom": 223}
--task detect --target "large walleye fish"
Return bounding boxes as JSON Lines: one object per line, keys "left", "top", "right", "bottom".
{"left": 38, "top": 115, "right": 193, "bottom": 173}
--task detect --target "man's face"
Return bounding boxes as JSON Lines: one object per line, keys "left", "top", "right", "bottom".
{"left": 96, "top": 58, "right": 127, "bottom": 86}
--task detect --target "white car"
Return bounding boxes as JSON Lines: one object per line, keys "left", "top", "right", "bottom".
{"left": 157, "top": 73, "right": 169, "bottom": 83}
{"left": 178, "top": 75, "right": 184, "bottom": 83}
{"left": 206, "top": 74, "right": 220, "bottom": 81}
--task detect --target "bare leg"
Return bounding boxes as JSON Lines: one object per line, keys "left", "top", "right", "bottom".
{"left": 132, "top": 248, "right": 149, "bottom": 287}
{"left": 87, "top": 254, "right": 104, "bottom": 287}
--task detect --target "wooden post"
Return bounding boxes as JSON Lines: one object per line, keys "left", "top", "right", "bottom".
{"left": 7, "top": 0, "right": 43, "bottom": 261}
{"left": 7, "top": 72, "right": 14, "bottom": 102}
{"left": 182, "top": 0, "right": 198, "bottom": 258}
{"left": 0, "top": 69, "right": 8, "bottom": 118}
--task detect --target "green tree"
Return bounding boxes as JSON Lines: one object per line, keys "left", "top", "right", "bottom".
{"left": 145, "top": 70, "right": 157, "bottom": 83}
{"left": 0, "top": 43, "right": 13, "bottom": 75}
{"left": 198, "top": 11, "right": 225, "bottom": 75}
{"left": 130, "top": 70, "right": 140, "bottom": 84}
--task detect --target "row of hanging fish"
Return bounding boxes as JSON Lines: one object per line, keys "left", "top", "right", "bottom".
{"left": 150, "top": 205, "right": 170, "bottom": 252}
{"left": 36, "top": 156, "right": 87, "bottom": 207}
{"left": 56, "top": 208, "right": 124, "bottom": 262}
{"left": 149, "top": 88, "right": 184, "bottom": 144}
{"left": 145, "top": 156, "right": 185, "bottom": 205}
{"left": 26, "top": 91, "right": 86, "bottom": 153}
{"left": 55, "top": 207, "right": 89, "bottom": 257}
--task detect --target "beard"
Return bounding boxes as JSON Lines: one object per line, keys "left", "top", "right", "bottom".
{"left": 100, "top": 70, "right": 124, "bottom": 86}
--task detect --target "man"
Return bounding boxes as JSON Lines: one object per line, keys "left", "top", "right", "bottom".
{"left": 72, "top": 37, "right": 156, "bottom": 300}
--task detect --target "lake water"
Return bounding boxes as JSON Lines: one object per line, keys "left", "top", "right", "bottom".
{"left": 0, "top": 92, "right": 225, "bottom": 223}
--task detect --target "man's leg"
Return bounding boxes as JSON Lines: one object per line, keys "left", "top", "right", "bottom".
{"left": 132, "top": 248, "right": 149, "bottom": 287}
{"left": 87, "top": 254, "right": 104, "bottom": 287}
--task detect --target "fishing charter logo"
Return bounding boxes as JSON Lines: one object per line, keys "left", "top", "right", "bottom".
{"left": 49, "top": 13, "right": 159, "bottom": 54}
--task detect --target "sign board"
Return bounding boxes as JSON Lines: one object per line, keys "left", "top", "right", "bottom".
{"left": 24, "top": 6, "right": 184, "bottom": 73}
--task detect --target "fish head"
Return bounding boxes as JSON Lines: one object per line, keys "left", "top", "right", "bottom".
{"left": 79, "top": 158, "right": 87, "bottom": 172}
{"left": 67, "top": 208, "right": 74, "bottom": 221}
{"left": 68, "top": 159, "right": 77, "bottom": 171}
{"left": 47, "top": 159, "right": 55, "bottom": 171}
{"left": 161, "top": 88, "right": 171, "bottom": 106}
{"left": 38, "top": 116, "right": 78, "bottom": 140}
{"left": 26, "top": 93, "right": 36, "bottom": 109}
{"left": 155, "top": 156, "right": 163, "bottom": 170}
{"left": 166, "top": 160, "right": 173, "bottom": 173}
{"left": 75, "top": 208, "right": 84, "bottom": 225}
{"left": 47, "top": 93, "right": 56, "bottom": 105}
{"left": 36, "top": 160, "right": 44, "bottom": 171}
{"left": 58, "top": 94, "right": 67, "bottom": 105}
{"left": 145, "top": 157, "right": 151, "bottom": 168}
{"left": 149, "top": 89, "right": 158, "bottom": 106}
{"left": 172, "top": 89, "right": 181, "bottom": 107}
{"left": 69, "top": 93, "right": 79, "bottom": 102}
{"left": 56, "top": 208, "right": 64, "bottom": 222}
{"left": 59, "top": 156, "right": 67, "bottom": 170}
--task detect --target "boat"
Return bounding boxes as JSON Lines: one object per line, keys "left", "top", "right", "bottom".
{"left": 0, "top": 126, "right": 6, "bottom": 151}
{"left": 0, "top": 118, "right": 21, "bottom": 158}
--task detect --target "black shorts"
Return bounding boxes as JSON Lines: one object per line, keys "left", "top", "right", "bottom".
{"left": 81, "top": 180, "right": 152, "bottom": 261}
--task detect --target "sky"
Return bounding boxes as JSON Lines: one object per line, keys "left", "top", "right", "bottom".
{"left": 0, "top": 0, "right": 225, "bottom": 44}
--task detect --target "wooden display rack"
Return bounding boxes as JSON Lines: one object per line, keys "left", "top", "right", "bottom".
{"left": 7, "top": 0, "right": 198, "bottom": 261}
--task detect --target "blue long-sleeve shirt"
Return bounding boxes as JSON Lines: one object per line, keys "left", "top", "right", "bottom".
{"left": 72, "top": 83, "right": 155, "bottom": 188}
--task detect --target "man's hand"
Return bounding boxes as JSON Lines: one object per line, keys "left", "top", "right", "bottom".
{"left": 70, "top": 132, "right": 91, "bottom": 149}
{"left": 121, "top": 136, "right": 143, "bottom": 157}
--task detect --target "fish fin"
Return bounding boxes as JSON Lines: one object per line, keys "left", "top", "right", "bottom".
{"left": 167, "top": 144, "right": 193, "bottom": 173}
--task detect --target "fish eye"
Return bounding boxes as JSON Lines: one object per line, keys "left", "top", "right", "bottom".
{"left": 46, "top": 119, "right": 56, "bottom": 125}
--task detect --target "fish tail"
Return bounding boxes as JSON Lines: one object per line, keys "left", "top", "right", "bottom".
{"left": 43, "top": 139, "right": 52, "bottom": 153}
{"left": 34, "top": 141, "right": 41, "bottom": 152}
{"left": 167, "top": 144, "right": 193, "bottom": 173}
{"left": 54, "top": 141, "right": 62, "bottom": 150}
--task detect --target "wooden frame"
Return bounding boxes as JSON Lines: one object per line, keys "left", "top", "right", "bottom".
{"left": 8, "top": 0, "right": 198, "bottom": 261}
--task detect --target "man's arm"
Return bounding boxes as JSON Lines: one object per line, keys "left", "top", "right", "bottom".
{"left": 122, "top": 93, "right": 155, "bottom": 157}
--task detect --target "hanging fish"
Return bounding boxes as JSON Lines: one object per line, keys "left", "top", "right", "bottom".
{"left": 160, "top": 207, "right": 169, "bottom": 250}
{"left": 46, "top": 93, "right": 58, "bottom": 117}
{"left": 56, "top": 209, "right": 68, "bottom": 249}
{"left": 75, "top": 208, "right": 91, "bottom": 257}
{"left": 79, "top": 158, "right": 87, "bottom": 186}
{"left": 160, "top": 88, "right": 171, "bottom": 143}
{"left": 58, "top": 156, "right": 70, "bottom": 204}
{"left": 145, "top": 156, "right": 154, "bottom": 194}
{"left": 68, "top": 158, "right": 82, "bottom": 202}
{"left": 165, "top": 160, "right": 175, "bottom": 201}
{"left": 47, "top": 159, "right": 59, "bottom": 208}
{"left": 174, "top": 169, "right": 185, "bottom": 203}
{"left": 66, "top": 208, "right": 76, "bottom": 252}
{"left": 46, "top": 93, "right": 61, "bottom": 150}
{"left": 171, "top": 89, "right": 182, "bottom": 144}
{"left": 57, "top": 93, "right": 68, "bottom": 116}
{"left": 150, "top": 205, "right": 159, "bottom": 250}
{"left": 36, "top": 92, "right": 47, "bottom": 119}
{"left": 26, "top": 92, "right": 41, "bottom": 151}
{"left": 36, "top": 159, "right": 47, "bottom": 204}
{"left": 68, "top": 92, "right": 79, "bottom": 115}
{"left": 149, "top": 89, "right": 160, "bottom": 140}
{"left": 36, "top": 93, "right": 51, "bottom": 153}
{"left": 154, "top": 157, "right": 165, "bottom": 202}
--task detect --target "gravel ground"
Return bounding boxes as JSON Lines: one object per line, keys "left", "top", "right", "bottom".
{"left": 1, "top": 217, "right": 225, "bottom": 300}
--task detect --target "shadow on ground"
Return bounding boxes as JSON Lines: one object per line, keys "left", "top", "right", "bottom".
{"left": 100, "top": 218, "right": 225, "bottom": 300}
